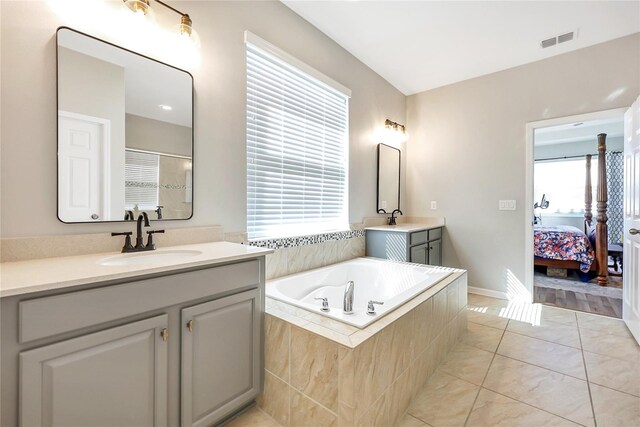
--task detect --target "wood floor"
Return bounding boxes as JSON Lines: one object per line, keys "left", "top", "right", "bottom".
{"left": 534, "top": 285, "right": 622, "bottom": 318}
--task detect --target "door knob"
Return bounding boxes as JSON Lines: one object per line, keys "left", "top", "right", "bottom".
{"left": 630, "top": 228, "right": 640, "bottom": 235}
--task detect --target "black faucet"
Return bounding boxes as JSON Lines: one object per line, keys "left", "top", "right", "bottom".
{"left": 389, "top": 209, "right": 403, "bottom": 225}
{"left": 155, "top": 205, "right": 164, "bottom": 220}
{"left": 135, "top": 213, "right": 150, "bottom": 249}
{"left": 124, "top": 210, "right": 134, "bottom": 221}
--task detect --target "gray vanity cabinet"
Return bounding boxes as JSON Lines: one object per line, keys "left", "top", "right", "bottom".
{"left": 366, "top": 227, "right": 443, "bottom": 266}
{"left": 181, "top": 289, "right": 261, "bottom": 427}
{"left": 20, "top": 315, "right": 169, "bottom": 427}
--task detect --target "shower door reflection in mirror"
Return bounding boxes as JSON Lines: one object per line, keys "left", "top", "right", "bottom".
{"left": 57, "top": 27, "right": 193, "bottom": 223}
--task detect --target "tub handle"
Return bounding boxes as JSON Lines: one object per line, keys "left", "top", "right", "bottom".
{"left": 314, "top": 297, "right": 330, "bottom": 312}
{"left": 367, "top": 300, "right": 384, "bottom": 316}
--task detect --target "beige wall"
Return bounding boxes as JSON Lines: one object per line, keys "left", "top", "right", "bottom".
{"left": 405, "top": 33, "right": 640, "bottom": 294}
{"left": 125, "top": 114, "right": 192, "bottom": 157}
{"left": 0, "top": 1, "right": 405, "bottom": 238}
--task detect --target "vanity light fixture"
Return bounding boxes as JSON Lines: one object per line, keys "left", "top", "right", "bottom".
{"left": 123, "top": 0, "right": 198, "bottom": 43}
{"left": 385, "top": 118, "right": 406, "bottom": 135}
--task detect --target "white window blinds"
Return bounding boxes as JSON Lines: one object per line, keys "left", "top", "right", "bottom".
{"left": 125, "top": 149, "right": 159, "bottom": 209}
{"left": 246, "top": 38, "right": 350, "bottom": 240}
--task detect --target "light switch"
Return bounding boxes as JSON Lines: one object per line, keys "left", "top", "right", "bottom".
{"left": 431, "top": 201, "right": 437, "bottom": 210}
{"left": 499, "top": 200, "right": 516, "bottom": 211}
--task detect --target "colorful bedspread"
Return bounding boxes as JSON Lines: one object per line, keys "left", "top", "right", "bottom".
{"left": 534, "top": 225, "right": 595, "bottom": 272}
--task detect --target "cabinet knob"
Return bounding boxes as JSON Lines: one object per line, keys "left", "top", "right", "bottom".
{"left": 160, "top": 328, "right": 168, "bottom": 341}
{"left": 186, "top": 320, "right": 194, "bottom": 332}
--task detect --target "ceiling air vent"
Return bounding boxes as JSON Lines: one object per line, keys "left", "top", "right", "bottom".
{"left": 558, "top": 32, "right": 574, "bottom": 44}
{"left": 541, "top": 37, "right": 557, "bottom": 49}
{"left": 541, "top": 29, "right": 578, "bottom": 49}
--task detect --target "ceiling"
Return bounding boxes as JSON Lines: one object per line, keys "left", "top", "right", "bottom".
{"left": 534, "top": 116, "right": 624, "bottom": 147}
{"left": 282, "top": 1, "right": 640, "bottom": 95}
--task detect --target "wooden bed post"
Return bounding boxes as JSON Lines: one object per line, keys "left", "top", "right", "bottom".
{"left": 596, "top": 134, "right": 609, "bottom": 286}
{"left": 585, "top": 154, "right": 592, "bottom": 232}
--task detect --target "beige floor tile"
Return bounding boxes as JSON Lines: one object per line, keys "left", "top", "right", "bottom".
{"left": 466, "top": 388, "right": 580, "bottom": 427}
{"left": 408, "top": 371, "right": 479, "bottom": 426}
{"left": 227, "top": 407, "right": 283, "bottom": 427}
{"left": 437, "top": 344, "right": 494, "bottom": 385}
{"left": 394, "top": 413, "right": 429, "bottom": 427}
{"left": 576, "top": 311, "right": 632, "bottom": 337}
{"left": 579, "top": 327, "right": 640, "bottom": 362}
{"left": 466, "top": 307, "right": 509, "bottom": 330}
{"left": 584, "top": 351, "right": 640, "bottom": 397}
{"left": 483, "top": 355, "right": 594, "bottom": 426}
{"left": 467, "top": 294, "right": 509, "bottom": 309}
{"left": 539, "top": 305, "right": 577, "bottom": 326}
{"left": 460, "top": 322, "right": 504, "bottom": 353}
{"left": 590, "top": 383, "right": 640, "bottom": 427}
{"left": 497, "top": 332, "right": 586, "bottom": 379}
{"left": 507, "top": 318, "right": 581, "bottom": 348}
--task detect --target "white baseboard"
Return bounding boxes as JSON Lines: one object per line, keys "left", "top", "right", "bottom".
{"left": 468, "top": 286, "right": 509, "bottom": 301}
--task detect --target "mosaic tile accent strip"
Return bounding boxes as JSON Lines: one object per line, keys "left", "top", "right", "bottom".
{"left": 248, "top": 229, "right": 365, "bottom": 249}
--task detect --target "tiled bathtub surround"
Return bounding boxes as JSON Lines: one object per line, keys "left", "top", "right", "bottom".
{"left": 263, "top": 237, "right": 366, "bottom": 280}
{"left": 258, "top": 272, "right": 468, "bottom": 426}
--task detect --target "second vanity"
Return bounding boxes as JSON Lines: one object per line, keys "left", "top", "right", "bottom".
{"left": 365, "top": 221, "right": 445, "bottom": 266}
{"left": 0, "top": 241, "right": 272, "bottom": 427}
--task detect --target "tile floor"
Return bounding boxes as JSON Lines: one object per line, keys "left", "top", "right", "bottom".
{"left": 227, "top": 293, "right": 640, "bottom": 427}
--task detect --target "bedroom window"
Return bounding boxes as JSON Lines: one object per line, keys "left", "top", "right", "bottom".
{"left": 534, "top": 157, "right": 598, "bottom": 214}
{"left": 245, "top": 32, "right": 351, "bottom": 240}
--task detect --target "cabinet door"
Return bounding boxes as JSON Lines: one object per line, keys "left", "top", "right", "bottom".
{"left": 410, "top": 243, "right": 429, "bottom": 264}
{"left": 429, "top": 239, "right": 442, "bottom": 266}
{"left": 181, "top": 288, "right": 261, "bottom": 427}
{"left": 20, "top": 315, "right": 168, "bottom": 427}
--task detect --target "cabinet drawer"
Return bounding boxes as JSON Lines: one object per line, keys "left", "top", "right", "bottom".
{"left": 410, "top": 230, "right": 428, "bottom": 246}
{"left": 19, "top": 260, "right": 260, "bottom": 343}
{"left": 428, "top": 228, "right": 442, "bottom": 240}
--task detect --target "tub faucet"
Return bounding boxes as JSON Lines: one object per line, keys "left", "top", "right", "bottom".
{"left": 343, "top": 281, "right": 355, "bottom": 314}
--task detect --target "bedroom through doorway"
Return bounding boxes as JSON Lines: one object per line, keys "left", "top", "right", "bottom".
{"left": 532, "top": 115, "right": 625, "bottom": 318}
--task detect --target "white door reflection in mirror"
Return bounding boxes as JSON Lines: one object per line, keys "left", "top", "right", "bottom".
{"left": 58, "top": 112, "right": 113, "bottom": 222}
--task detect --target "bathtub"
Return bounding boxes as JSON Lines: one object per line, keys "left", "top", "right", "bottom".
{"left": 266, "top": 257, "right": 452, "bottom": 328}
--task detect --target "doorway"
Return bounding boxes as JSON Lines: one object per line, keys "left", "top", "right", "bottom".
{"left": 524, "top": 109, "right": 626, "bottom": 318}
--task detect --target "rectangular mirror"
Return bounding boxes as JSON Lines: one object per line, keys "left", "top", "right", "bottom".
{"left": 376, "top": 143, "right": 401, "bottom": 213}
{"left": 57, "top": 27, "right": 193, "bottom": 223}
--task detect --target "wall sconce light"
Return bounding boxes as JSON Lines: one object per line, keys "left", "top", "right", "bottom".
{"left": 383, "top": 119, "right": 407, "bottom": 144}
{"left": 385, "top": 119, "right": 406, "bottom": 134}
{"left": 123, "top": 0, "right": 199, "bottom": 45}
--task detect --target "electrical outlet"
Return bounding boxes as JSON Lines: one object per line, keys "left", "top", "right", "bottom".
{"left": 499, "top": 200, "right": 516, "bottom": 211}
{"left": 430, "top": 201, "right": 437, "bottom": 210}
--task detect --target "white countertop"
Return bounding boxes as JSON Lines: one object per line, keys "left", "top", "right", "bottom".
{"left": 0, "top": 241, "right": 272, "bottom": 298}
{"left": 365, "top": 219, "right": 445, "bottom": 233}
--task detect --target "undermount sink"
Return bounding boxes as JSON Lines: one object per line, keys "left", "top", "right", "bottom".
{"left": 98, "top": 250, "right": 204, "bottom": 266}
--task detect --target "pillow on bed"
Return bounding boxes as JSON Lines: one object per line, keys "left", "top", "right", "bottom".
{"left": 586, "top": 223, "right": 597, "bottom": 248}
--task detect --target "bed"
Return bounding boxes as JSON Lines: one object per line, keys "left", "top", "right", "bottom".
{"left": 534, "top": 133, "right": 609, "bottom": 286}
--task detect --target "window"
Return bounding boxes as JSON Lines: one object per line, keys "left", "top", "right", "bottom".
{"left": 125, "top": 149, "right": 159, "bottom": 210}
{"left": 534, "top": 157, "right": 598, "bottom": 214}
{"left": 246, "top": 33, "right": 350, "bottom": 239}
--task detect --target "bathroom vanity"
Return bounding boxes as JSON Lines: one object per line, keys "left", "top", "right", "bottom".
{"left": 0, "top": 242, "right": 271, "bottom": 427}
{"left": 365, "top": 222, "right": 444, "bottom": 266}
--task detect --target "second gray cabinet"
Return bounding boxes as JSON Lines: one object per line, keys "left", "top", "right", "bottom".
{"left": 366, "top": 226, "right": 443, "bottom": 266}
{"left": 181, "top": 289, "right": 261, "bottom": 427}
